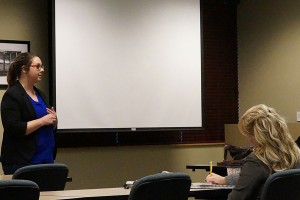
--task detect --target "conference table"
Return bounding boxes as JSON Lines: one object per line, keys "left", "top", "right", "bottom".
{"left": 0, "top": 175, "right": 11, "bottom": 180}
{"left": 1, "top": 174, "right": 231, "bottom": 199}
{"left": 40, "top": 187, "right": 130, "bottom": 200}
{"left": 39, "top": 184, "right": 233, "bottom": 200}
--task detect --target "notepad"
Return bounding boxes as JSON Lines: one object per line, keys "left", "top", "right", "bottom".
{"left": 191, "top": 183, "right": 235, "bottom": 189}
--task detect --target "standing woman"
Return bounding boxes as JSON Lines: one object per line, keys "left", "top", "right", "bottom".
{"left": 0, "top": 52, "right": 58, "bottom": 175}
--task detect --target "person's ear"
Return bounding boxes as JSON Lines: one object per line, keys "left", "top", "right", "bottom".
{"left": 21, "top": 65, "right": 27, "bottom": 73}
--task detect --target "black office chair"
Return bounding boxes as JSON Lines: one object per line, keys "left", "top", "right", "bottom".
{"left": 128, "top": 172, "right": 191, "bottom": 200}
{"left": 0, "top": 179, "right": 40, "bottom": 200}
{"left": 261, "top": 168, "right": 300, "bottom": 200}
{"left": 12, "top": 163, "right": 69, "bottom": 191}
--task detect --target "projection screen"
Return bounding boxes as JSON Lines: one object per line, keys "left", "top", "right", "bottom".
{"left": 54, "top": 0, "right": 202, "bottom": 130}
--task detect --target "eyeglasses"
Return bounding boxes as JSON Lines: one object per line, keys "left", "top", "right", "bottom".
{"left": 30, "top": 64, "right": 45, "bottom": 71}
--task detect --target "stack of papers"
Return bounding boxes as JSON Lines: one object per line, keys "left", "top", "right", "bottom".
{"left": 191, "top": 183, "right": 235, "bottom": 189}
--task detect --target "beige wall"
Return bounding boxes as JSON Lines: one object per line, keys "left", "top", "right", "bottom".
{"left": 55, "top": 145, "right": 224, "bottom": 189}
{"left": 231, "top": 0, "right": 300, "bottom": 148}
{"left": 0, "top": 0, "right": 49, "bottom": 96}
{"left": 238, "top": 0, "right": 300, "bottom": 121}
{"left": 231, "top": 0, "right": 300, "bottom": 149}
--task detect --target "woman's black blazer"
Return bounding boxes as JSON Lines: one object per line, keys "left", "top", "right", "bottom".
{"left": 0, "top": 81, "right": 56, "bottom": 165}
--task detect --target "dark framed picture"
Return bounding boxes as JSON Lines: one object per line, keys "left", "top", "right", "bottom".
{"left": 0, "top": 40, "right": 30, "bottom": 85}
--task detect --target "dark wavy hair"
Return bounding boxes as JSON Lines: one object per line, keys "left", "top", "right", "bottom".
{"left": 7, "top": 52, "right": 37, "bottom": 87}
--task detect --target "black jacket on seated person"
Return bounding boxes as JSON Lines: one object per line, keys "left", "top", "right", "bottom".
{"left": 227, "top": 153, "right": 300, "bottom": 200}
{"left": 227, "top": 153, "right": 270, "bottom": 200}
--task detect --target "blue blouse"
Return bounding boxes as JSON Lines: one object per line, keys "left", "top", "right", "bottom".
{"left": 29, "top": 92, "right": 55, "bottom": 164}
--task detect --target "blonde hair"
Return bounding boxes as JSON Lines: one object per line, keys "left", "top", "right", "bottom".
{"left": 238, "top": 104, "right": 300, "bottom": 171}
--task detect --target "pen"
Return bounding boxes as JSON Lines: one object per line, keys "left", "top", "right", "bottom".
{"left": 209, "top": 161, "right": 212, "bottom": 176}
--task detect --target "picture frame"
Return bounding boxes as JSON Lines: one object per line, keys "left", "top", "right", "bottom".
{"left": 0, "top": 40, "right": 30, "bottom": 85}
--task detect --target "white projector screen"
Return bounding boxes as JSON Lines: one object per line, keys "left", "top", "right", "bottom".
{"left": 55, "top": 0, "right": 202, "bottom": 130}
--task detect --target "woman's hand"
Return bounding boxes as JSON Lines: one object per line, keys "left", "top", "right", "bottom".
{"left": 26, "top": 107, "right": 58, "bottom": 135}
{"left": 40, "top": 107, "right": 57, "bottom": 126}
{"left": 205, "top": 173, "right": 227, "bottom": 185}
{"left": 46, "top": 107, "right": 58, "bottom": 128}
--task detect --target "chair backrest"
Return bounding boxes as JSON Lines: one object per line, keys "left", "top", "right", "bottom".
{"left": 261, "top": 169, "right": 300, "bottom": 200}
{"left": 128, "top": 172, "right": 191, "bottom": 200}
{"left": 0, "top": 179, "right": 40, "bottom": 200}
{"left": 12, "top": 163, "right": 69, "bottom": 191}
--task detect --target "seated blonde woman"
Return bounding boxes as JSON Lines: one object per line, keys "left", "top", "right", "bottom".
{"left": 206, "top": 104, "right": 300, "bottom": 200}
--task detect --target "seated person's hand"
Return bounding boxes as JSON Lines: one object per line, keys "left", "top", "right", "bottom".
{"left": 205, "top": 173, "right": 226, "bottom": 185}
